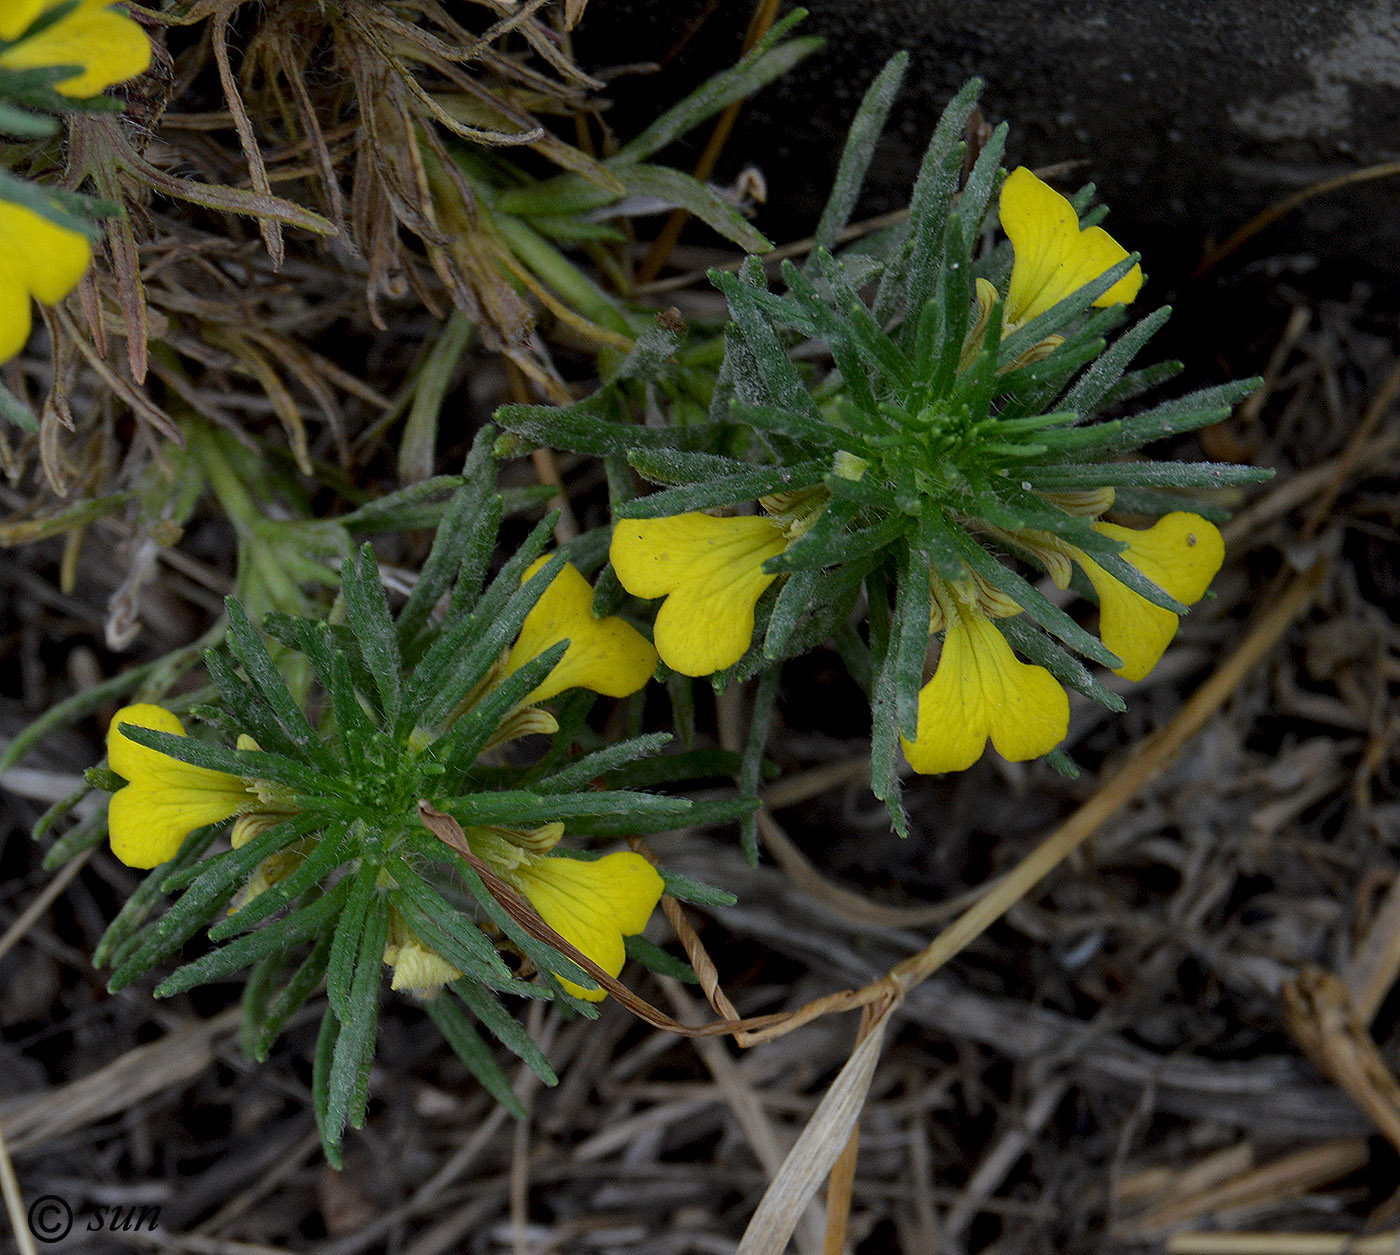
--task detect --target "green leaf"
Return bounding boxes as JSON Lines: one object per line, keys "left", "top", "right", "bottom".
{"left": 739, "top": 666, "right": 781, "bottom": 865}
{"left": 92, "top": 826, "right": 223, "bottom": 969}
{"left": 253, "top": 928, "right": 335, "bottom": 1062}
{"left": 342, "top": 545, "right": 403, "bottom": 729}
{"left": 808, "top": 53, "right": 908, "bottom": 258}
{"left": 386, "top": 858, "right": 516, "bottom": 986}
{"left": 613, "top": 25, "right": 820, "bottom": 164}
{"left": 154, "top": 879, "right": 349, "bottom": 998}
{"left": 866, "top": 574, "right": 908, "bottom": 836}
{"left": 324, "top": 889, "right": 389, "bottom": 1134}
{"left": 114, "top": 723, "right": 330, "bottom": 793}
{"left": 405, "top": 538, "right": 563, "bottom": 735}
{"left": 995, "top": 614, "right": 1126, "bottom": 712}
{"left": 312, "top": 1006, "right": 344, "bottom": 1167}
{"left": 1061, "top": 306, "right": 1172, "bottom": 417}
{"left": 880, "top": 77, "right": 983, "bottom": 328}
{"left": 326, "top": 861, "right": 380, "bottom": 1023}
{"left": 108, "top": 814, "right": 321, "bottom": 991}
{"left": 624, "top": 934, "right": 698, "bottom": 983}
{"left": 224, "top": 598, "right": 337, "bottom": 771}
{"left": 423, "top": 995, "right": 526, "bottom": 1117}
{"left": 617, "top": 457, "right": 827, "bottom": 517}
{"left": 937, "top": 521, "right": 1122, "bottom": 668}
{"left": 536, "top": 733, "right": 673, "bottom": 794}
{"left": 447, "top": 789, "right": 693, "bottom": 829}
{"left": 616, "top": 163, "right": 770, "bottom": 253}
{"left": 1026, "top": 460, "right": 1272, "bottom": 490}
{"left": 451, "top": 980, "right": 558, "bottom": 1085}
{"left": 998, "top": 254, "right": 1141, "bottom": 363}
{"left": 660, "top": 869, "right": 738, "bottom": 908}
{"left": 210, "top": 826, "right": 351, "bottom": 939}
{"left": 399, "top": 312, "right": 473, "bottom": 483}
{"left": 892, "top": 540, "right": 932, "bottom": 740}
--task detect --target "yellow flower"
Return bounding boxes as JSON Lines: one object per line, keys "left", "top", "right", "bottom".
{"left": 0, "top": 0, "right": 151, "bottom": 97}
{"left": 1074, "top": 512, "right": 1224, "bottom": 682}
{"left": 508, "top": 850, "right": 664, "bottom": 1001}
{"left": 900, "top": 587, "right": 1069, "bottom": 774}
{"left": 382, "top": 910, "right": 462, "bottom": 998}
{"left": 610, "top": 513, "right": 789, "bottom": 677}
{"left": 0, "top": 200, "right": 92, "bottom": 362}
{"left": 106, "top": 704, "right": 255, "bottom": 869}
{"left": 1000, "top": 167, "right": 1143, "bottom": 329}
{"left": 503, "top": 558, "right": 658, "bottom": 704}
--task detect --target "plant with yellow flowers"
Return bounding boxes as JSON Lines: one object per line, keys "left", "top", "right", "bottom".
{"left": 499, "top": 59, "right": 1269, "bottom": 839}
{"left": 0, "top": 0, "right": 150, "bottom": 423}
{"left": 78, "top": 430, "right": 744, "bottom": 1161}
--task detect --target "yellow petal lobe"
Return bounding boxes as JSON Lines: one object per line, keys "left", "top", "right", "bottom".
{"left": 383, "top": 911, "right": 462, "bottom": 997}
{"left": 504, "top": 558, "right": 657, "bottom": 704}
{"left": 610, "top": 513, "right": 788, "bottom": 677}
{"left": 901, "top": 603, "right": 1069, "bottom": 774}
{"left": 1000, "top": 167, "right": 1142, "bottom": 327}
{"left": 1080, "top": 512, "right": 1224, "bottom": 681}
{"left": 106, "top": 704, "right": 252, "bottom": 869}
{"left": 0, "top": 200, "right": 92, "bottom": 361}
{"left": 0, "top": 0, "right": 152, "bottom": 97}
{"left": 513, "top": 851, "right": 664, "bottom": 1001}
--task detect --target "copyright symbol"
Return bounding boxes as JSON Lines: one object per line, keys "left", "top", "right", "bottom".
{"left": 28, "top": 1195, "right": 72, "bottom": 1242}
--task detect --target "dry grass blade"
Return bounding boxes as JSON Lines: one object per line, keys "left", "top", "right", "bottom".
{"left": 736, "top": 998, "right": 895, "bottom": 1255}
{"left": 1167, "top": 1234, "right": 1400, "bottom": 1254}
{"left": 1282, "top": 966, "right": 1400, "bottom": 1155}
{"left": 1195, "top": 160, "right": 1400, "bottom": 277}
{"left": 0, "top": 1122, "right": 39, "bottom": 1255}
{"left": 0, "top": 1008, "right": 241, "bottom": 1152}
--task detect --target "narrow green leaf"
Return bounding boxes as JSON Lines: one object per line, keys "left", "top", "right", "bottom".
{"left": 614, "top": 27, "right": 820, "bottom": 164}
{"left": 616, "top": 163, "right": 770, "bottom": 253}
{"left": 624, "top": 934, "right": 699, "bottom": 983}
{"left": 995, "top": 614, "right": 1126, "bottom": 712}
{"left": 313, "top": 1005, "right": 344, "bottom": 1166}
{"left": 326, "top": 890, "right": 389, "bottom": 1135}
{"left": 155, "top": 879, "right": 348, "bottom": 998}
{"left": 452, "top": 980, "right": 558, "bottom": 1084}
{"left": 536, "top": 732, "right": 673, "bottom": 794}
{"left": 660, "top": 869, "right": 738, "bottom": 908}
{"left": 342, "top": 545, "right": 403, "bottom": 729}
{"left": 739, "top": 666, "right": 780, "bottom": 865}
{"left": 210, "top": 827, "right": 350, "bottom": 940}
{"left": 808, "top": 52, "right": 908, "bottom": 258}
{"left": 108, "top": 815, "right": 320, "bottom": 991}
{"left": 224, "top": 598, "right": 337, "bottom": 771}
{"left": 423, "top": 995, "right": 526, "bottom": 1117}
{"left": 253, "top": 928, "right": 335, "bottom": 1062}
{"left": 92, "top": 826, "right": 222, "bottom": 969}
{"left": 326, "top": 860, "right": 379, "bottom": 1023}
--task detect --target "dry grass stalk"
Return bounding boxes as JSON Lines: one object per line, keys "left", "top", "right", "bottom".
{"left": 1167, "top": 1233, "right": 1400, "bottom": 1254}
{"left": 1117, "top": 1139, "right": 1371, "bottom": 1240}
{"left": 1283, "top": 966, "right": 1400, "bottom": 1155}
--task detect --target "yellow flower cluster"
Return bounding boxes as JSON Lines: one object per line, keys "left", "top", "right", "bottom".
{"left": 104, "top": 559, "right": 664, "bottom": 1002}
{"left": 609, "top": 170, "right": 1223, "bottom": 774}
{"left": 0, "top": 1, "right": 151, "bottom": 362}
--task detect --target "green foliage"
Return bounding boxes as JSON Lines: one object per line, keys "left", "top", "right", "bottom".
{"left": 495, "top": 64, "right": 1270, "bottom": 839}
{"left": 63, "top": 430, "right": 732, "bottom": 1156}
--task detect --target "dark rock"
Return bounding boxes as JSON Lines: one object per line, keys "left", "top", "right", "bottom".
{"left": 575, "top": 1, "right": 1400, "bottom": 281}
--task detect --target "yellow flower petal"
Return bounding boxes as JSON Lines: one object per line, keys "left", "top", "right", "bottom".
{"left": 512, "top": 851, "right": 664, "bottom": 1001}
{"left": 1078, "top": 512, "right": 1224, "bottom": 681}
{"left": 610, "top": 513, "right": 788, "bottom": 677}
{"left": 1001, "top": 167, "right": 1142, "bottom": 328}
{"left": 504, "top": 558, "right": 658, "bottom": 704}
{"left": 0, "top": 0, "right": 151, "bottom": 97}
{"left": 901, "top": 602, "right": 1069, "bottom": 774}
{"left": 106, "top": 704, "right": 252, "bottom": 869}
{"left": 0, "top": 200, "right": 92, "bottom": 361}
{"left": 382, "top": 910, "right": 462, "bottom": 997}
